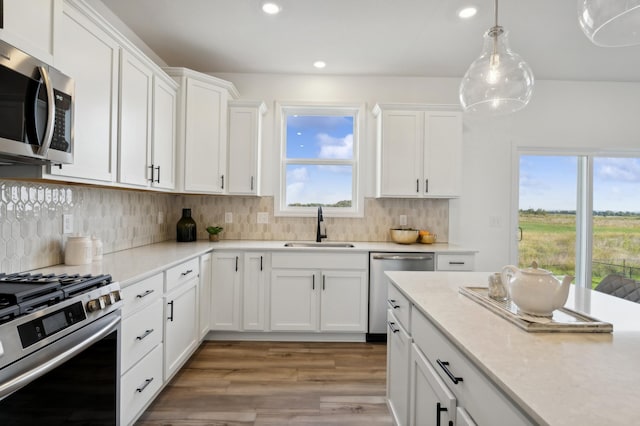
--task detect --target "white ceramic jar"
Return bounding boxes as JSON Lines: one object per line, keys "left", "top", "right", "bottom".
{"left": 65, "top": 235, "right": 93, "bottom": 265}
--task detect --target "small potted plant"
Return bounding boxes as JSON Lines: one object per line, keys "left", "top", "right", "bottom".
{"left": 206, "top": 226, "right": 223, "bottom": 242}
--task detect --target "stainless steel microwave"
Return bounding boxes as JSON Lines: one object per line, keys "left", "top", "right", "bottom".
{"left": 0, "top": 39, "right": 74, "bottom": 165}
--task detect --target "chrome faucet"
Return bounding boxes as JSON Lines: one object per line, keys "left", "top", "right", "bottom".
{"left": 316, "top": 206, "right": 327, "bottom": 242}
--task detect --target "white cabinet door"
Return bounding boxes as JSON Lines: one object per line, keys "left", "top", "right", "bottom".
{"left": 164, "top": 277, "right": 198, "bottom": 379}
{"left": 227, "top": 101, "right": 266, "bottom": 195}
{"left": 387, "top": 310, "right": 411, "bottom": 426}
{"left": 423, "top": 111, "right": 462, "bottom": 197}
{"left": 151, "top": 75, "right": 177, "bottom": 190}
{"left": 210, "top": 252, "right": 242, "bottom": 330}
{"left": 410, "top": 344, "right": 457, "bottom": 426}
{"left": 198, "top": 252, "right": 212, "bottom": 340}
{"left": 320, "top": 270, "right": 368, "bottom": 332}
{"left": 270, "top": 269, "right": 317, "bottom": 331}
{"left": 0, "top": 0, "right": 59, "bottom": 63}
{"left": 377, "top": 109, "right": 422, "bottom": 198}
{"left": 183, "top": 77, "right": 227, "bottom": 193}
{"left": 243, "top": 252, "right": 267, "bottom": 330}
{"left": 49, "top": 3, "right": 118, "bottom": 183}
{"left": 118, "top": 49, "right": 153, "bottom": 187}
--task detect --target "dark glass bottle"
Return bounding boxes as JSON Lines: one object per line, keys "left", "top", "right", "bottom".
{"left": 176, "top": 208, "right": 197, "bottom": 242}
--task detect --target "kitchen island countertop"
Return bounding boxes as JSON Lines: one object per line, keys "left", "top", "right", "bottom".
{"left": 385, "top": 270, "right": 640, "bottom": 426}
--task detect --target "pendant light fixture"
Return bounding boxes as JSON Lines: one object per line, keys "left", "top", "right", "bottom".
{"left": 578, "top": 0, "right": 640, "bottom": 47}
{"left": 459, "top": 0, "right": 534, "bottom": 114}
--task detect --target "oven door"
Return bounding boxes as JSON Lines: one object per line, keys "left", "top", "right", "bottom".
{"left": 0, "top": 310, "right": 121, "bottom": 425}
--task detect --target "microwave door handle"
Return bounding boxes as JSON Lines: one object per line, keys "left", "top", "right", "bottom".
{"left": 35, "top": 66, "right": 55, "bottom": 157}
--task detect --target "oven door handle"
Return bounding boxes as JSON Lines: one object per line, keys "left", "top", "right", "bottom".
{"left": 0, "top": 314, "right": 120, "bottom": 400}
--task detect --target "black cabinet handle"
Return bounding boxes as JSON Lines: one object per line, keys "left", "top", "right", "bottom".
{"left": 312, "top": 275, "right": 315, "bottom": 290}
{"left": 155, "top": 166, "right": 160, "bottom": 183}
{"left": 235, "top": 256, "right": 238, "bottom": 272}
{"left": 251, "top": 176, "right": 254, "bottom": 191}
{"left": 322, "top": 275, "right": 325, "bottom": 290}
{"left": 167, "top": 301, "right": 174, "bottom": 322}
{"left": 437, "top": 359, "right": 463, "bottom": 384}
{"left": 425, "top": 179, "right": 429, "bottom": 193}
{"left": 136, "top": 289, "right": 154, "bottom": 299}
{"left": 136, "top": 377, "right": 154, "bottom": 393}
{"left": 436, "top": 402, "right": 449, "bottom": 426}
{"left": 387, "top": 321, "right": 399, "bottom": 333}
{"left": 148, "top": 165, "right": 154, "bottom": 182}
{"left": 416, "top": 179, "right": 419, "bottom": 192}
{"left": 260, "top": 256, "right": 263, "bottom": 271}
{"left": 181, "top": 269, "right": 193, "bottom": 276}
{"left": 448, "top": 261, "right": 465, "bottom": 265}
{"left": 221, "top": 175, "right": 224, "bottom": 189}
{"left": 387, "top": 299, "right": 400, "bottom": 309}
{"left": 136, "top": 329, "right": 154, "bottom": 341}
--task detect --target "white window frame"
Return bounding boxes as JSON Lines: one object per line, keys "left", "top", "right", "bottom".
{"left": 511, "top": 147, "right": 640, "bottom": 288}
{"left": 274, "top": 101, "right": 365, "bottom": 217}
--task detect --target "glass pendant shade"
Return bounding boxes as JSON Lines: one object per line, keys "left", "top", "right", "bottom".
{"left": 578, "top": 0, "right": 640, "bottom": 47}
{"left": 459, "top": 29, "right": 534, "bottom": 114}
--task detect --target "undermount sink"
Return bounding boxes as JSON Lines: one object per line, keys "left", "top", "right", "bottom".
{"left": 284, "top": 242, "right": 355, "bottom": 248}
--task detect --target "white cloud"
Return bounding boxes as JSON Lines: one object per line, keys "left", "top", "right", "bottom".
{"left": 317, "top": 133, "right": 353, "bottom": 159}
{"left": 287, "top": 166, "right": 308, "bottom": 183}
{"left": 596, "top": 158, "right": 640, "bottom": 182}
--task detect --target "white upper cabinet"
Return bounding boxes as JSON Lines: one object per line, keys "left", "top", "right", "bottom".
{"left": 151, "top": 74, "right": 177, "bottom": 190}
{"left": 165, "top": 67, "right": 239, "bottom": 194}
{"left": 48, "top": 1, "right": 119, "bottom": 183}
{"left": 118, "top": 48, "right": 153, "bottom": 187}
{"left": 374, "top": 104, "right": 462, "bottom": 198}
{"left": 0, "top": 0, "right": 60, "bottom": 63}
{"left": 227, "top": 100, "right": 267, "bottom": 196}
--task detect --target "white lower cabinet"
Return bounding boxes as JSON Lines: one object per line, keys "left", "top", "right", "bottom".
{"left": 384, "top": 283, "right": 533, "bottom": 426}
{"left": 164, "top": 259, "right": 199, "bottom": 379}
{"left": 119, "top": 273, "right": 164, "bottom": 425}
{"left": 387, "top": 310, "right": 411, "bottom": 426}
{"left": 269, "top": 252, "right": 368, "bottom": 333}
{"left": 243, "top": 252, "right": 268, "bottom": 330}
{"left": 210, "top": 252, "right": 242, "bottom": 330}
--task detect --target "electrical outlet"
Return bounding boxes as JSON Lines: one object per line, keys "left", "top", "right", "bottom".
{"left": 225, "top": 212, "right": 233, "bottom": 223}
{"left": 62, "top": 214, "right": 74, "bottom": 234}
{"left": 158, "top": 211, "right": 164, "bottom": 224}
{"left": 399, "top": 215, "right": 408, "bottom": 226}
{"left": 257, "top": 212, "right": 269, "bottom": 224}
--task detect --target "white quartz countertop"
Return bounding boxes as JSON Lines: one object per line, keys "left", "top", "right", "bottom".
{"left": 385, "top": 271, "right": 640, "bottom": 426}
{"left": 31, "top": 240, "right": 476, "bottom": 287}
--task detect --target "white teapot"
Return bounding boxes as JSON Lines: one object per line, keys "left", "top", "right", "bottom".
{"left": 501, "top": 262, "right": 574, "bottom": 317}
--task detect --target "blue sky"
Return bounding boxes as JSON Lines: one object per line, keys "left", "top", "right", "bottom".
{"left": 285, "top": 115, "right": 354, "bottom": 205}
{"left": 519, "top": 156, "right": 640, "bottom": 212}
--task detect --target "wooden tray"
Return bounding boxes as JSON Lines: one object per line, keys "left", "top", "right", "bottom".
{"left": 459, "top": 286, "right": 613, "bottom": 333}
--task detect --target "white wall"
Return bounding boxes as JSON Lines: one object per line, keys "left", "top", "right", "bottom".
{"left": 215, "top": 73, "right": 640, "bottom": 271}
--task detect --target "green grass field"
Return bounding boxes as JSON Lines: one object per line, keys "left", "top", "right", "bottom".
{"left": 518, "top": 212, "right": 640, "bottom": 287}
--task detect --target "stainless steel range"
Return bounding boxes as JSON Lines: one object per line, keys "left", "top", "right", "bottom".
{"left": 0, "top": 272, "right": 122, "bottom": 425}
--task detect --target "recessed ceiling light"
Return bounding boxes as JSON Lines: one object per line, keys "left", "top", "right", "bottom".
{"left": 458, "top": 6, "right": 478, "bottom": 19}
{"left": 313, "top": 61, "right": 326, "bottom": 69}
{"left": 262, "top": 2, "right": 281, "bottom": 15}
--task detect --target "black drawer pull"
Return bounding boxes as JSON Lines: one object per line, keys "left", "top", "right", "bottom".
{"left": 136, "top": 289, "right": 154, "bottom": 299}
{"left": 449, "top": 261, "right": 465, "bottom": 265}
{"left": 387, "top": 321, "right": 399, "bottom": 333}
{"left": 181, "top": 269, "right": 193, "bottom": 276}
{"left": 437, "top": 359, "right": 463, "bottom": 384}
{"left": 136, "top": 377, "right": 154, "bottom": 393}
{"left": 136, "top": 329, "right": 154, "bottom": 341}
{"left": 436, "top": 402, "right": 452, "bottom": 426}
{"left": 387, "top": 299, "right": 400, "bottom": 309}
{"left": 167, "top": 300, "right": 174, "bottom": 321}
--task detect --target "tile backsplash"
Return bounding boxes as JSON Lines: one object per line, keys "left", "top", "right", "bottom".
{"left": 0, "top": 180, "right": 448, "bottom": 272}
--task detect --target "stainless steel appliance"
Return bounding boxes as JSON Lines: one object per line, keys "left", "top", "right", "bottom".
{"left": 368, "top": 252, "right": 435, "bottom": 341}
{"left": 0, "top": 273, "right": 122, "bottom": 425}
{"left": 0, "top": 39, "right": 74, "bottom": 165}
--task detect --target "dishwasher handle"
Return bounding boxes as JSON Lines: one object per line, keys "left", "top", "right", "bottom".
{"left": 372, "top": 254, "right": 434, "bottom": 261}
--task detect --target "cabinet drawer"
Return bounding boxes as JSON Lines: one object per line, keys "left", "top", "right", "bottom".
{"left": 121, "top": 273, "right": 163, "bottom": 318}
{"left": 271, "top": 252, "right": 367, "bottom": 270}
{"left": 165, "top": 257, "right": 200, "bottom": 293}
{"left": 388, "top": 283, "right": 411, "bottom": 331}
{"left": 120, "top": 343, "right": 163, "bottom": 426}
{"left": 410, "top": 309, "right": 531, "bottom": 426}
{"left": 436, "top": 254, "right": 475, "bottom": 271}
{"left": 121, "top": 299, "right": 163, "bottom": 373}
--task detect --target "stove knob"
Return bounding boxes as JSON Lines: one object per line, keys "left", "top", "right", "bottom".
{"left": 111, "top": 291, "right": 122, "bottom": 302}
{"left": 87, "top": 298, "right": 105, "bottom": 312}
{"left": 100, "top": 294, "right": 113, "bottom": 306}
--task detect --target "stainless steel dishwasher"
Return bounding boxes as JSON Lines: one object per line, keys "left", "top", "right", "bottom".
{"left": 367, "top": 252, "right": 435, "bottom": 342}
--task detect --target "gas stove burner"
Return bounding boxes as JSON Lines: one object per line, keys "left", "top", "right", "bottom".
{"left": 0, "top": 273, "right": 113, "bottom": 324}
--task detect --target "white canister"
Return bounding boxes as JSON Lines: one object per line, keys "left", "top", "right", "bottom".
{"left": 92, "top": 236, "right": 103, "bottom": 261}
{"left": 65, "top": 235, "right": 93, "bottom": 265}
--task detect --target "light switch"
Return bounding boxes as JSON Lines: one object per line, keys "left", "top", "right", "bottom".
{"left": 62, "top": 214, "right": 73, "bottom": 234}
{"left": 225, "top": 212, "right": 233, "bottom": 223}
{"left": 399, "top": 215, "right": 408, "bottom": 226}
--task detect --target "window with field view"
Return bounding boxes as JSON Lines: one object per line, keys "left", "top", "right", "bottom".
{"left": 518, "top": 155, "right": 640, "bottom": 289}
{"left": 276, "top": 104, "right": 363, "bottom": 217}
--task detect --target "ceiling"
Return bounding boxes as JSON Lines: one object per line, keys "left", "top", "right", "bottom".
{"left": 100, "top": 0, "right": 640, "bottom": 82}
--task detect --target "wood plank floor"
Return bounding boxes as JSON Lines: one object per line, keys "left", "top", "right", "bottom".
{"left": 136, "top": 341, "right": 393, "bottom": 426}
